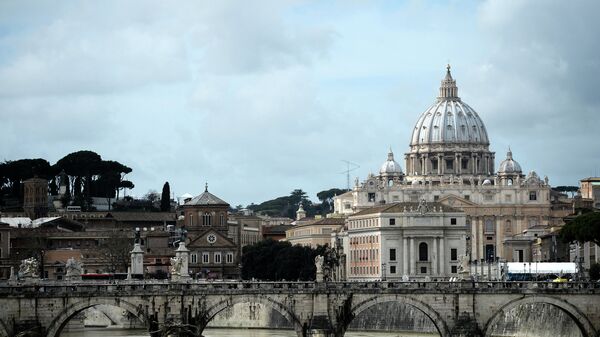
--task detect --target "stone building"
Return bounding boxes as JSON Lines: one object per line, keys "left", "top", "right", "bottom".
{"left": 22, "top": 177, "right": 48, "bottom": 219}
{"left": 286, "top": 217, "right": 345, "bottom": 248}
{"left": 345, "top": 201, "right": 467, "bottom": 280}
{"left": 580, "top": 177, "right": 600, "bottom": 209}
{"left": 334, "top": 66, "right": 567, "bottom": 263}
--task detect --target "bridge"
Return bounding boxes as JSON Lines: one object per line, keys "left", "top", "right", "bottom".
{"left": 0, "top": 280, "right": 599, "bottom": 337}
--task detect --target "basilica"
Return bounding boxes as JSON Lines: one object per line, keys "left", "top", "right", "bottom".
{"left": 334, "top": 66, "right": 569, "bottom": 279}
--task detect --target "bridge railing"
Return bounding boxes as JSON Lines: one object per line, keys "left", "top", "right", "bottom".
{"left": 0, "top": 280, "right": 598, "bottom": 296}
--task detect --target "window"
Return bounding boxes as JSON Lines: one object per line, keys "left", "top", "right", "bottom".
{"left": 389, "top": 218, "right": 395, "bottom": 226}
{"left": 485, "top": 219, "right": 495, "bottom": 233}
{"left": 390, "top": 266, "right": 396, "bottom": 274}
{"left": 450, "top": 218, "right": 457, "bottom": 225}
{"left": 462, "top": 159, "right": 469, "bottom": 170}
{"left": 451, "top": 265, "right": 457, "bottom": 274}
{"left": 464, "top": 195, "right": 470, "bottom": 201}
{"left": 214, "top": 252, "right": 222, "bottom": 264}
{"left": 389, "top": 249, "right": 396, "bottom": 261}
{"left": 191, "top": 254, "right": 197, "bottom": 264}
{"left": 344, "top": 203, "right": 351, "bottom": 209}
{"left": 451, "top": 248, "right": 457, "bottom": 261}
{"left": 202, "top": 252, "right": 209, "bottom": 264}
{"left": 445, "top": 159, "right": 453, "bottom": 170}
{"left": 220, "top": 213, "right": 225, "bottom": 226}
{"left": 419, "top": 242, "right": 428, "bottom": 261}
{"left": 434, "top": 195, "right": 439, "bottom": 201}
{"left": 420, "top": 267, "right": 427, "bottom": 274}
{"left": 368, "top": 193, "right": 376, "bottom": 202}
{"left": 431, "top": 159, "right": 438, "bottom": 171}
{"left": 529, "top": 191, "right": 537, "bottom": 201}
{"left": 226, "top": 252, "right": 234, "bottom": 264}
{"left": 203, "top": 213, "right": 211, "bottom": 226}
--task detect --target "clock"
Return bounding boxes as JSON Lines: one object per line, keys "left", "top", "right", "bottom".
{"left": 207, "top": 234, "right": 217, "bottom": 244}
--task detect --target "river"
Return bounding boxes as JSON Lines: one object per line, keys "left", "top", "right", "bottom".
{"left": 62, "top": 328, "right": 436, "bottom": 337}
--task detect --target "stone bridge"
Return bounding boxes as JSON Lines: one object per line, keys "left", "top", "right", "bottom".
{"left": 0, "top": 280, "right": 599, "bottom": 337}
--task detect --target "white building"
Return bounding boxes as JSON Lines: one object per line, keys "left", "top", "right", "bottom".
{"left": 345, "top": 201, "right": 467, "bottom": 280}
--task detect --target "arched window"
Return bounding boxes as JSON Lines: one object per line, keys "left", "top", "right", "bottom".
{"left": 507, "top": 178, "right": 513, "bottom": 186}
{"left": 419, "top": 242, "right": 428, "bottom": 261}
{"left": 203, "top": 212, "right": 211, "bottom": 226}
{"left": 220, "top": 213, "right": 225, "bottom": 226}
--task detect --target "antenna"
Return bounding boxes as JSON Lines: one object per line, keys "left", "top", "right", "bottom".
{"left": 340, "top": 160, "right": 360, "bottom": 190}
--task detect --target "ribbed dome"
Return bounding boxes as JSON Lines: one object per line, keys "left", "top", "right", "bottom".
{"left": 380, "top": 149, "right": 403, "bottom": 175}
{"left": 410, "top": 66, "right": 489, "bottom": 146}
{"left": 498, "top": 148, "right": 522, "bottom": 174}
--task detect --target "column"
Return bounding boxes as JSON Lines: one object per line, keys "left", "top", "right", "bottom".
{"left": 457, "top": 154, "right": 462, "bottom": 174}
{"left": 496, "top": 219, "right": 502, "bottom": 260}
{"left": 471, "top": 218, "right": 478, "bottom": 261}
{"left": 471, "top": 153, "right": 476, "bottom": 175}
{"left": 439, "top": 238, "right": 445, "bottom": 276}
{"left": 403, "top": 237, "right": 408, "bottom": 276}
{"left": 438, "top": 154, "right": 442, "bottom": 175}
{"left": 478, "top": 218, "right": 484, "bottom": 261}
{"left": 432, "top": 237, "right": 438, "bottom": 275}
{"left": 410, "top": 237, "right": 415, "bottom": 275}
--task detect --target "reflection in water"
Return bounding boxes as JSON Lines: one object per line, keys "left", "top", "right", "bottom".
{"left": 61, "top": 328, "right": 434, "bottom": 337}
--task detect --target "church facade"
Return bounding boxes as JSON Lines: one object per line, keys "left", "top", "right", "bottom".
{"left": 334, "top": 66, "right": 565, "bottom": 266}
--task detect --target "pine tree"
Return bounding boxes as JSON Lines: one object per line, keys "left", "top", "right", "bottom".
{"left": 160, "top": 182, "right": 171, "bottom": 212}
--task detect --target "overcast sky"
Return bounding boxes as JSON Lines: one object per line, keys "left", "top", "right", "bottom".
{"left": 1, "top": 0, "right": 599, "bottom": 206}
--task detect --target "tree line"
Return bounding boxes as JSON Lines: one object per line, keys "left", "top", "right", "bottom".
{"left": 0, "top": 150, "right": 134, "bottom": 211}
{"left": 245, "top": 188, "right": 348, "bottom": 219}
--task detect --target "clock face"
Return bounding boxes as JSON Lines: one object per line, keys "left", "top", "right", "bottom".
{"left": 207, "top": 234, "right": 217, "bottom": 244}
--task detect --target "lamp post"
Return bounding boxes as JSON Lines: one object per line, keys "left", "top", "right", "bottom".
{"left": 382, "top": 262, "right": 386, "bottom": 281}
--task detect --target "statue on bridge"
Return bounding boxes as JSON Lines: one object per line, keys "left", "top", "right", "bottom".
{"left": 170, "top": 256, "right": 183, "bottom": 276}
{"left": 18, "top": 257, "right": 39, "bottom": 279}
{"left": 65, "top": 258, "right": 83, "bottom": 281}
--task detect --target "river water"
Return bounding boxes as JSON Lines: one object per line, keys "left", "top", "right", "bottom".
{"left": 62, "top": 328, "right": 435, "bottom": 336}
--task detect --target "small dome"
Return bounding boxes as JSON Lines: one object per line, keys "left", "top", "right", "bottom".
{"left": 380, "top": 149, "right": 403, "bottom": 175}
{"left": 498, "top": 148, "right": 522, "bottom": 174}
{"left": 482, "top": 179, "right": 492, "bottom": 186}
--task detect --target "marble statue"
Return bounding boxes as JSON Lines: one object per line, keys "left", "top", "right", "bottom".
{"left": 18, "top": 257, "right": 39, "bottom": 278}
{"left": 65, "top": 258, "right": 83, "bottom": 278}
{"left": 314, "top": 255, "right": 324, "bottom": 275}
{"left": 170, "top": 256, "right": 183, "bottom": 275}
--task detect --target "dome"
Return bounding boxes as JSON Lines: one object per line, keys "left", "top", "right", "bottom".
{"left": 380, "top": 149, "right": 403, "bottom": 175}
{"left": 410, "top": 65, "right": 489, "bottom": 146}
{"left": 498, "top": 148, "right": 522, "bottom": 174}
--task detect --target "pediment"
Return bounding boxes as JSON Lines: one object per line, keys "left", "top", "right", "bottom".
{"left": 438, "top": 194, "right": 478, "bottom": 208}
{"left": 188, "top": 229, "right": 236, "bottom": 249}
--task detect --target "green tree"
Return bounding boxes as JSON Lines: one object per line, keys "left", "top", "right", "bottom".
{"left": 160, "top": 182, "right": 171, "bottom": 212}
{"left": 241, "top": 239, "right": 321, "bottom": 281}
{"left": 560, "top": 212, "right": 600, "bottom": 247}
{"left": 317, "top": 188, "right": 348, "bottom": 213}
{"left": 553, "top": 186, "right": 579, "bottom": 198}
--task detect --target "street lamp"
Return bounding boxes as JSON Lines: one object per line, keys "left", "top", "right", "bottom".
{"left": 382, "top": 262, "right": 386, "bottom": 281}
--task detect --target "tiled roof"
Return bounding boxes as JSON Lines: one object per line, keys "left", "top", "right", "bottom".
{"left": 105, "top": 212, "right": 176, "bottom": 222}
{"left": 184, "top": 191, "right": 229, "bottom": 206}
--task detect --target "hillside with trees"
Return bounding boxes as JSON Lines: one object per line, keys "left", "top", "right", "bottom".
{"left": 246, "top": 188, "right": 348, "bottom": 218}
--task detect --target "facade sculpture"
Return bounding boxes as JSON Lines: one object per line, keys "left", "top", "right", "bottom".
{"left": 65, "top": 258, "right": 83, "bottom": 280}
{"left": 18, "top": 257, "right": 39, "bottom": 279}
{"left": 170, "top": 256, "right": 183, "bottom": 275}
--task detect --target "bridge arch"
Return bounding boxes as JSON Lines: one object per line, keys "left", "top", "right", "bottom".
{"left": 206, "top": 295, "right": 302, "bottom": 333}
{"left": 483, "top": 295, "right": 597, "bottom": 337}
{"left": 350, "top": 295, "right": 450, "bottom": 337}
{"left": 46, "top": 297, "right": 150, "bottom": 337}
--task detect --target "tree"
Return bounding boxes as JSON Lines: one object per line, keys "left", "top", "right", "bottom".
{"left": 553, "top": 186, "right": 579, "bottom": 198}
{"left": 98, "top": 231, "right": 132, "bottom": 273}
{"left": 241, "top": 239, "right": 320, "bottom": 281}
{"left": 160, "top": 182, "right": 171, "bottom": 212}
{"left": 590, "top": 263, "right": 600, "bottom": 281}
{"left": 317, "top": 188, "right": 349, "bottom": 213}
{"left": 560, "top": 212, "right": 600, "bottom": 247}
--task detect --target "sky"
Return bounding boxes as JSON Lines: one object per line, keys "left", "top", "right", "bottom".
{"left": 1, "top": 0, "right": 599, "bottom": 206}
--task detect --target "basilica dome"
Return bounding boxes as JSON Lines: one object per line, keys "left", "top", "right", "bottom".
{"left": 410, "top": 66, "right": 489, "bottom": 147}
{"left": 380, "top": 149, "right": 403, "bottom": 175}
{"left": 498, "top": 149, "right": 522, "bottom": 174}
